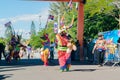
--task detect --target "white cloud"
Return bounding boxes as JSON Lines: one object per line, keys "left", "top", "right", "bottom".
{"left": 0, "top": 7, "right": 49, "bottom": 26}
{"left": 15, "top": 29, "right": 30, "bottom": 39}
{"left": 0, "top": 19, "right": 6, "bottom": 23}
{"left": 11, "top": 14, "right": 39, "bottom": 23}
{"left": 0, "top": 7, "right": 49, "bottom": 38}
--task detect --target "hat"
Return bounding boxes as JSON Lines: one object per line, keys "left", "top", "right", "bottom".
{"left": 98, "top": 32, "right": 103, "bottom": 37}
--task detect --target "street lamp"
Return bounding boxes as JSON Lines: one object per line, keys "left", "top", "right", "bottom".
{"left": 39, "top": 15, "right": 41, "bottom": 31}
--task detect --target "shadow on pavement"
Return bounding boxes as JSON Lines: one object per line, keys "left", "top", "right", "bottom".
{"left": 49, "top": 59, "right": 94, "bottom": 66}
{"left": 70, "top": 68, "right": 97, "bottom": 72}
{"left": 0, "top": 68, "right": 25, "bottom": 73}
{"left": 0, "top": 59, "right": 60, "bottom": 68}
{"left": 0, "top": 59, "right": 43, "bottom": 66}
{"left": 0, "top": 59, "right": 93, "bottom": 67}
{"left": 0, "top": 74, "right": 12, "bottom": 80}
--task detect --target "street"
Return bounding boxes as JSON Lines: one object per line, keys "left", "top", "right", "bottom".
{"left": 0, "top": 59, "right": 120, "bottom": 80}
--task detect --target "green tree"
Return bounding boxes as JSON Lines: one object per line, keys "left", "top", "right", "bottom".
{"left": 49, "top": 2, "right": 68, "bottom": 16}
{"left": 113, "top": 1, "right": 120, "bottom": 28}
{"left": 0, "top": 37, "right": 6, "bottom": 45}
{"left": 29, "top": 21, "right": 57, "bottom": 48}
{"left": 84, "top": 0, "right": 119, "bottom": 39}
{"left": 30, "top": 21, "right": 36, "bottom": 36}
{"left": 49, "top": 0, "right": 119, "bottom": 40}
{"left": 30, "top": 0, "right": 119, "bottom": 48}
{"left": 4, "top": 24, "right": 14, "bottom": 41}
{"left": 49, "top": 2, "right": 78, "bottom": 40}
{"left": 85, "top": 0, "right": 114, "bottom": 16}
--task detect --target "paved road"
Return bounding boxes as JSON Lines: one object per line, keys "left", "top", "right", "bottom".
{"left": 0, "top": 59, "right": 120, "bottom": 80}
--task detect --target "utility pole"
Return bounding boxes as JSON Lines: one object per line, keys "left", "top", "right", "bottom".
{"left": 39, "top": 15, "right": 41, "bottom": 31}
{"left": 58, "top": 10, "right": 60, "bottom": 28}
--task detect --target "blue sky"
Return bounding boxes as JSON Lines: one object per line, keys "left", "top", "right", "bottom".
{"left": 0, "top": 0, "right": 50, "bottom": 39}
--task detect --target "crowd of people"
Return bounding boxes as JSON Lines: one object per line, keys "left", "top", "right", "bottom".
{"left": 1, "top": 30, "right": 120, "bottom": 71}
{"left": 1, "top": 22, "right": 119, "bottom": 72}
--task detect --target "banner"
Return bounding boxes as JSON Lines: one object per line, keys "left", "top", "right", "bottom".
{"left": 68, "top": 0, "right": 73, "bottom": 9}
{"left": 102, "top": 30, "right": 120, "bottom": 44}
{"left": 76, "top": 3, "right": 78, "bottom": 10}
{"left": 48, "top": 15, "right": 54, "bottom": 20}
{"left": 54, "top": 22, "right": 58, "bottom": 33}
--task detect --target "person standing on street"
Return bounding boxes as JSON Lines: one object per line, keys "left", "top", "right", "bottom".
{"left": 0, "top": 43, "right": 5, "bottom": 60}
{"left": 92, "top": 33, "right": 106, "bottom": 66}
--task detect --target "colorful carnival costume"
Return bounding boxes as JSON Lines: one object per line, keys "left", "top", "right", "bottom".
{"left": 40, "top": 48, "right": 50, "bottom": 66}
{"left": 55, "top": 14, "right": 75, "bottom": 72}
{"left": 40, "top": 33, "right": 50, "bottom": 66}
{"left": 56, "top": 33, "right": 70, "bottom": 72}
{"left": 41, "top": 33, "right": 50, "bottom": 50}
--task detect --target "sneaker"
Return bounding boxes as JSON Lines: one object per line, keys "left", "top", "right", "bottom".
{"left": 66, "top": 68, "right": 69, "bottom": 72}
{"left": 60, "top": 69, "right": 64, "bottom": 72}
{"left": 98, "top": 64, "right": 103, "bottom": 67}
{"left": 44, "top": 64, "right": 48, "bottom": 66}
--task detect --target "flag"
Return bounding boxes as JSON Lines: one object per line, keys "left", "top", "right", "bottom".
{"left": 76, "top": 3, "right": 78, "bottom": 10}
{"left": 68, "top": 0, "right": 73, "bottom": 9}
{"left": 54, "top": 22, "right": 58, "bottom": 33}
{"left": 4, "top": 21, "right": 11, "bottom": 27}
{"left": 48, "top": 15, "right": 54, "bottom": 20}
{"left": 29, "top": 32, "right": 31, "bottom": 34}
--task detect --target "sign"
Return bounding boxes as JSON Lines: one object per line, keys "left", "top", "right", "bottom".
{"left": 103, "top": 30, "right": 120, "bottom": 44}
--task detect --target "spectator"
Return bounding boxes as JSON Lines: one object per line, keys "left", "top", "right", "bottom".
{"left": 83, "top": 39, "right": 88, "bottom": 60}
{"left": 26, "top": 44, "right": 32, "bottom": 59}
{"left": 0, "top": 43, "right": 5, "bottom": 60}
{"left": 87, "top": 39, "right": 95, "bottom": 62}
{"left": 50, "top": 41, "right": 55, "bottom": 60}
{"left": 92, "top": 33, "right": 106, "bottom": 66}
{"left": 75, "top": 40, "right": 80, "bottom": 60}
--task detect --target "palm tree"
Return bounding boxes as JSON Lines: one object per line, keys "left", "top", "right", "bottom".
{"left": 49, "top": 2, "right": 78, "bottom": 39}
{"left": 49, "top": 2, "right": 68, "bottom": 16}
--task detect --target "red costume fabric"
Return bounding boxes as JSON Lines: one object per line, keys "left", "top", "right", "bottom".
{"left": 56, "top": 34, "right": 69, "bottom": 71}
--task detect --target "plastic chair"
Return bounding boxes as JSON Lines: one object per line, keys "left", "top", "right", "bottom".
{"left": 112, "top": 49, "right": 120, "bottom": 67}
